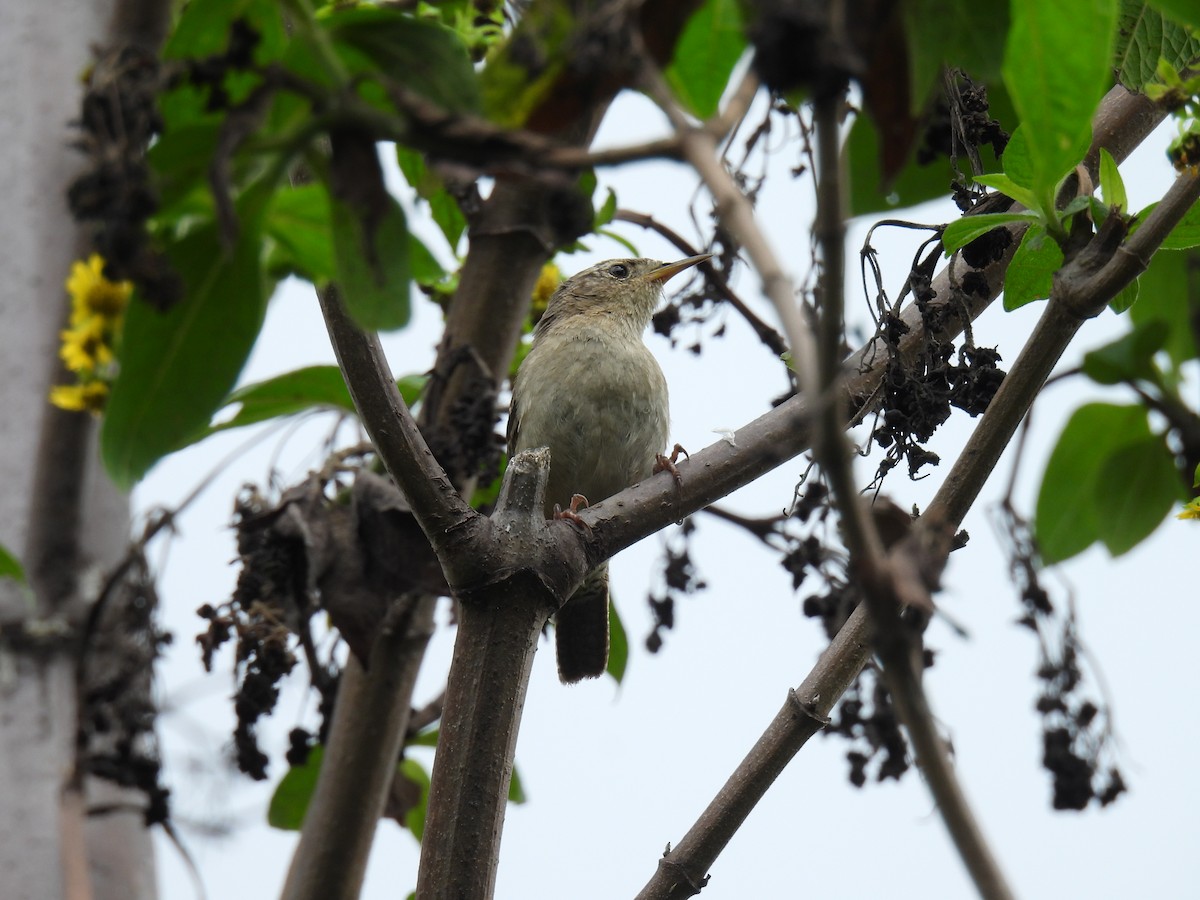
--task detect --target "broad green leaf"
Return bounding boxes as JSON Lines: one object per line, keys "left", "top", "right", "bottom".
{"left": 102, "top": 206, "right": 269, "bottom": 487}
{"left": 1150, "top": 0, "right": 1200, "bottom": 29}
{"left": 1003, "top": 0, "right": 1118, "bottom": 201}
{"left": 665, "top": 0, "right": 747, "bottom": 118}
{"left": 1036, "top": 403, "right": 1149, "bottom": 562}
{"left": 1129, "top": 247, "right": 1200, "bottom": 367}
{"left": 1098, "top": 148, "right": 1127, "bottom": 211}
{"left": 974, "top": 173, "right": 1041, "bottom": 214}
{"left": 266, "top": 185, "right": 337, "bottom": 283}
{"left": 409, "top": 234, "right": 447, "bottom": 287}
{"left": 606, "top": 597, "right": 628, "bottom": 684}
{"left": 160, "top": 0, "right": 287, "bottom": 129}
{"left": 942, "top": 213, "right": 1041, "bottom": 254}
{"left": 163, "top": 0, "right": 286, "bottom": 60}
{"left": 398, "top": 758, "right": 431, "bottom": 841}
{"left": 1115, "top": 3, "right": 1200, "bottom": 90}
{"left": 1157, "top": 198, "right": 1200, "bottom": 249}
{"left": 327, "top": 7, "right": 480, "bottom": 113}
{"left": 268, "top": 746, "right": 323, "bottom": 830}
{"left": 846, "top": 114, "right": 955, "bottom": 216}
{"left": 1001, "top": 125, "right": 1035, "bottom": 191}
{"left": 0, "top": 544, "right": 24, "bottom": 584}
{"left": 396, "top": 146, "right": 467, "bottom": 252}
{"left": 147, "top": 122, "right": 223, "bottom": 216}
{"left": 1081, "top": 319, "right": 1169, "bottom": 383}
{"left": 409, "top": 727, "right": 439, "bottom": 748}
{"left": 330, "top": 189, "right": 413, "bottom": 331}
{"left": 595, "top": 188, "right": 618, "bottom": 228}
{"left": 1109, "top": 276, "right": 1140, "bottom": 313}
{"left": 1002, "top": 224, "right": 1063, "bottom": 310}
{"left": 901, "top": 0, "right": 1009, "bottom": 109}
{"left": 1095, "top": 435, "right": 1183, "bottom": 555}
{"left": 212, "top": 366, "right": 432, "bottom": 439}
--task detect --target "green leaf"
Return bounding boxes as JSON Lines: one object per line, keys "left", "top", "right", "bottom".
{"left": 1115, "top": 3, "right": 1200, "bottom": 90}
{"left": 942, "top": 213, "right": 1041, "bottom": 255}
{"left": 1109, "top": 276, "right": 1140, "bottom": 313}
{"left": 1157, "top": 198, "right": 1200, "bottom": 249}
{"left": 1150, "top": 0, "right": 1200, "bottom": 29}
{"left": 163, "top": 0, "right": 287, "bottom": 61}
{"left": 1001, "top": 124, "right": 1035, "bottom": 191}
{"left": 398, "top": 758, "right": 431, "bottom": 841}
{"left": 409, "top": 234, "right": 447, "bottom": 287}
{"left": 1098, "top": 147, "right": 1127, "bottom": 211}
{"left": 974, "top": 173, "right": 1041, "bottom": 214}
{"left": 266, "top": 185, "right": 336, "bottom": 283}
{"left": 606, "top": 597, "right": 628, "bottom": 684}
{"left": 147, "top": 122, "right": 223, "bottom": 216}
{"left": 595, "top": 188, "right": 618, "bottom": 228}
{"left": 213, "top": 365, "right": 355, "bottom": 432}
{"left": 102, "top": 207, "right": 269, "bottom": 487}
{"left": 0, "top": 544, "right": 25, "bottom": 584}
{"left": 190, "top": 370, "right": 364, "bottom": 449}
{"left": 1036, "top": 403, "right": 1149, "bottom": 562}
{"left": 846, "top": 113, "right": 956, "bottom": 216}
{"left": 1002, "top": 224, "right": 1064, "bottom": 310}
{"left": 664, "top": 0, "right": 747, "bottom": 118}
{"left": 396, "top": 146, "right": 467, "bottom": 252}
{"left": 1095, "top": 435, "right": 1183, "bottom": 555}
{"left": 330, "top": 189, "right": 413, "bottom": 331}
{"left": 508, "top": 765, "right": 528, "bottom": 805}
{"left": 901, "top": 0, "right": 1009, "bottom": 109}
{"left": 1129, "top": 247, "right": 1200, "bottom": 368}
{"left": 268, "top": 746, "right": 323, "bottom": 830}
{"left": 1003, "top": 0, "right": 1118, "bottom": 201}
{"left": 409, "top": 727, "right": 439, "bottom": 748}
{"left": 160, "top": 0, "right": 288, "bottom": 129}
{"left": 326, "top": 7, "right": 480, "bottom": 113}
{"left": 1081, "top": 319, "right": 1168, "bottom": 383}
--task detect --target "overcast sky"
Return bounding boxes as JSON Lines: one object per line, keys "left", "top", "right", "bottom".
{"left": 145, "top": 90, "right": 1200, "bottom": 899}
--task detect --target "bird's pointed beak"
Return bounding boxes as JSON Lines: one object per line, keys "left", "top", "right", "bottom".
{"left": 646, "top": 254, "right": 712, "bottom": 284}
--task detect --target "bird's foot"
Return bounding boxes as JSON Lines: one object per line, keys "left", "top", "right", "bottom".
{"left": 553, "top": 493, "right": 592, "bottom": 532}
{"left": 654, "top": 444, "right": 689, "bottom": 486}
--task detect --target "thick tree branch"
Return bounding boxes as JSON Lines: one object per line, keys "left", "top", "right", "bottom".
{"left": 280, "top": 596, "right": 437, "bottom": 900}
{"left": 318, "top": 284, "right": 477, "bottom": 546}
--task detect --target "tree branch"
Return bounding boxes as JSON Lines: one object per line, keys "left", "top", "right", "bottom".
{"left": 280, "top": 596, "right": 437, "bottom": 900}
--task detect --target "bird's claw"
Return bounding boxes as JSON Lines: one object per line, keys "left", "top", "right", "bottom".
{"left": 553, "top": 493, "right": 592, "bottom": 532}
{"left": 654, "top": 443, "right": 689, "bottom": 486}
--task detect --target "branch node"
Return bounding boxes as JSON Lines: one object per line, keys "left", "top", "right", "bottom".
{"left": 787, "top": 687, "right": 832, "bottom": 727}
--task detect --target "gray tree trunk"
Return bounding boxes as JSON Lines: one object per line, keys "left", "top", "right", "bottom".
{"left": 0, "top": 0, "right": 157, "bottom": 897}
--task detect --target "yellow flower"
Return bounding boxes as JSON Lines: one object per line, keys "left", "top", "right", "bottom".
{"left": 531, "top": 262, "right": 561, "bottom": 316}
{"left": 59, "top": 317, "right": 114, "bottom": 373}
{"left": 66, "top": 254, "right": 131, "bottom": 324}
{"left": 1177, "top": 498, "right": 1200, "bottom": 521}
{"left": 49, "top": 381, "right": 109, "bottom": 413}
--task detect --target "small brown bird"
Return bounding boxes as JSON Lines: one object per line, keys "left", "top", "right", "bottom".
{"left": 508, "top": 255, "right": 709, "bottom": 682}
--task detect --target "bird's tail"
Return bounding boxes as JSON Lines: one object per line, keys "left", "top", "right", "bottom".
{"left": 555, "top": 564, "right": 609, "bottom": 683}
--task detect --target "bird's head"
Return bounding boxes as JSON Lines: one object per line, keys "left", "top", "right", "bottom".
{"left": 536, "top": 255, "right": 711, "bottom": 337}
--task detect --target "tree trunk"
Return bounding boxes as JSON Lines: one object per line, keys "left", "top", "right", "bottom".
{"left": 0, "top": 0, "right": 161, "bottom": 897}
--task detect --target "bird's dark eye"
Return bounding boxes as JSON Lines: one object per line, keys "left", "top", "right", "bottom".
{"left": 608, "top": 263, "right": 629, "bottom": 279}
